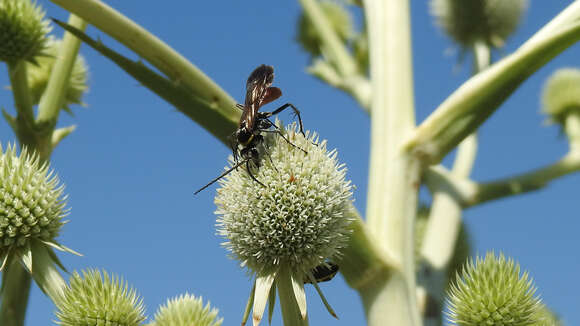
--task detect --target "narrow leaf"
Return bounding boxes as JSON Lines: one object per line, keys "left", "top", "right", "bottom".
{"left": 253, "top": 271, "right": 277, "bottom": 326}
{"left": 242, "top": 281, "right": 256, "bottom": 326}
{"left": 306, "top": 273, "right": 338, "bottom": 319}
{"left": 52, "top": 18, "right": 237, "bottom": 145}
{"left": 290, "top": 273, "right": 307, "bottom": 320}
{"left": 267, "top": 282, "right": 277, "bottom": 325}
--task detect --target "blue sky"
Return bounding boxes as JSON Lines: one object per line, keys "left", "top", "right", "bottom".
{"left": 1, "top": 1, "right": 579, "bottom": 325}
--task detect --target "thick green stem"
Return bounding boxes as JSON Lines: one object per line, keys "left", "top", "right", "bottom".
{"left": 277, "top": 268, "right": 308, "bottom": 326}
{"left": 36, "top": 15, "right": 87, "bottom": 126}
{"left": 565, "top": 110, "right": 580, "bottom": 152}
{"left": 363, "top": 0, "right": 419, "bottom": 324}
{"left": 49, "top": 0, "right": 238, "bottom": 121}
{"left": 405, "top": 21, "right": 580, "bottom": 164}
{"left": 7, "top": 61, "right": 34, "bottom": 125}
{"left": 425, "top": 151, "right": 580, "bottom": 208}
{"left": 418, "top": 42, "right": 488, "bottom": 323}
{"left": 0, "top": 262, "right": 32, "bottom": 326}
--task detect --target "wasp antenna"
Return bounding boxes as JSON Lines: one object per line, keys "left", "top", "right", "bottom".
{"left": 194, "top": 160, "right": 247, "bottom": 195}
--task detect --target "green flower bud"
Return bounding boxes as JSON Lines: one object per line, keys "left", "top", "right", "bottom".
{"left": 27, "top": 37, "right": 89, "bottom": 112}
{"left": 447, "top": 252, "right": 542, "bottom": 326}
{"left": 430, "top": 0, "right": 527, "bottom": 48}
{"left": 533, "top": 304, "right": 562, "bottom": 326}
{"left": 297, "top": 1, "right": 353, "bottom": 57}
{"left": 216, "top": 123, "right": 353, "bottom": 276}
{"left": 0, "top": 0, "right": 51, "bottom": 63}
{"left": 55, "top": 269, "right": 146, "bottom": 326}
{"left": 150, "top": 293, "right": 223, "bottom": 326}
{"left": 0, "top": 144, "right": 67, "bottom": 264}
{"left": 542, "top": 68, "right": 580, "bottom": 124}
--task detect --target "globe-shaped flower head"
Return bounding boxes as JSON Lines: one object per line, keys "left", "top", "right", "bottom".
{"left": 0, "top": 0, "right": 51, "bottom": 63}
{"left": 215, "top": 123, "right": 353, "bottom": 324}
{"left": 0, "top": 144, "right": 74, "bottom": 270}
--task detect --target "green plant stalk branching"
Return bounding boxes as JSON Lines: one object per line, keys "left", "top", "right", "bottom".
{"left": 49, "top": 0, "right": 238, "bottom": 122}
{"left": 362, "top": 0, "right": 420, "bottom": 325}
{"left": 36, "top": 14, "right": 87, "bottom": 126}
{"left": 418, "top": 41, "right": 489, "bottom": 324}
{"left": 298, "top": 0, "right": 357, "bottom": 77}
{"left": 298, "top": 0, "right": 371, "bottom": 112}
{"left": 0, "top": 14, "right": 86, "bottom": 326}
{"left": 405, "top": 16, "right": 580, "bottom": 165}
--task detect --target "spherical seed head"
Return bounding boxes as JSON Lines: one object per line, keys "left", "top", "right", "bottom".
{"left": 0, "top": 0, "right": 51, "bottom": 63}
{"left": 297, "top": 1, "right": 353, "bottom": 57}
{"left": 150, "top": 293, "right": 223, "bottom": 326}
{"left": 430, "top": 0, "right": 527, "bottom": 48}
{"left": 55, "top": 269, "right": 146, "bottom": 326}
{"left": 27, "top": 37, "right": 89, "bottom": 110}
{"left": 0, "top": 144, "right": 67, "bottom": 257}
{"left": 446, "top": 252, "right": 542, "bottom": 326}
{"left": 541, "top": 68, "right": 580, "bottom": 124}
{"left": 215, "top": 123, "right": 354, "bottom": 275}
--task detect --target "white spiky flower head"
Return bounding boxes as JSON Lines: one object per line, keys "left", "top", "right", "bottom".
{"left": 215, "top": 122, "right": 353, "bottom": 325}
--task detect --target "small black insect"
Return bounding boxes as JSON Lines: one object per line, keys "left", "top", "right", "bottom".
{"left": 194, "top": 65, "right": 306, "bottom": 195}
{"left": 305, "top": 262, "right": 339, "bottom": 284}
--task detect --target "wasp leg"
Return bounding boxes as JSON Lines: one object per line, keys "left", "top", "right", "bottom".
{"left": 262, "top": 103, "right": 306, "bottom": 137}
{"left": 235, "top": 103, "right": 245, "bottom": 111}
{"left": 260, "top": 129, "right": 307, "bottom": 155}
{"left": 245, "top": 159, "right": 266, "bottom": 188}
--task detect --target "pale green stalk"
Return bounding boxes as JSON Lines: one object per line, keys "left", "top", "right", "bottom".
{"left": 1, "top": 13, "right": 83, "bottom": 326}
{"left": 7, "top": 61, "right": 34, "bottom": 125}
{"left": 418, "top": 41, "right": 488, "bottom": 324}
{"left": 49, "top": 0, "right": 238, "bottom": 121}
{"left": 425, "top": 150, "right": 580, "bottom": 208}
{"left": 0, "top": 262, "right": 31, "bottom": 326}
{"left": 565, "top": 110, "right": 580, "bottom": 152}
{"left": 298, "top": 0, "right": 357, "bottom": 77}
{"left": 362, "top": 0, "right": 420, "bottom": 325}
{"left": 277, "top": 269, "right": 308, "bottom": 326}
{"left": 36, "top": 14, "right": 86, "bottom": 126}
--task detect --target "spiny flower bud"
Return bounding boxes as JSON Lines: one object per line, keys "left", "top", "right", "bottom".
{"left": 0, "top": 0, "right": 51, "bottom": 63}
{"left": 55, "top": 269, "right": 146, "bottom": 326}
{"left": 446, "top": 252, "right": 542, "bottom": 326}
{"left": 541, "top": 68, "right": 580, "bottom": 125}
{"left": 430, "top": 0, "right": 527, "bottom": 48}
{"left": 216, "top": 123, "right": 353, "bottom": 275}
{"left": 297, "top": 1, "right": 353, "bottom": 57}
{"left": 150, "top": 293, "right": 223, "bottom": 326}
{"left": 27, "top": 37, "right": 89, "bottom": 112}
{"left": 0, "top": 144, "right": 67, "bottom": 265}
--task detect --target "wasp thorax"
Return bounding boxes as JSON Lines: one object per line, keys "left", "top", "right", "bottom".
{"left": 215, "top": 123, "right": 353, "bottom": 275}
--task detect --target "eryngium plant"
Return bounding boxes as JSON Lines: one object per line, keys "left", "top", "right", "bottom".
{"left": 215, "top": 123, "right": 353, "bottom": 324}
{"left": 446, "top": 252, "right": 542, "bottom": 326}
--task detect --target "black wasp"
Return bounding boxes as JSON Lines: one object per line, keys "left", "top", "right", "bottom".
{"left": 194, "top": 64, "right": 306, "bottom": 195}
